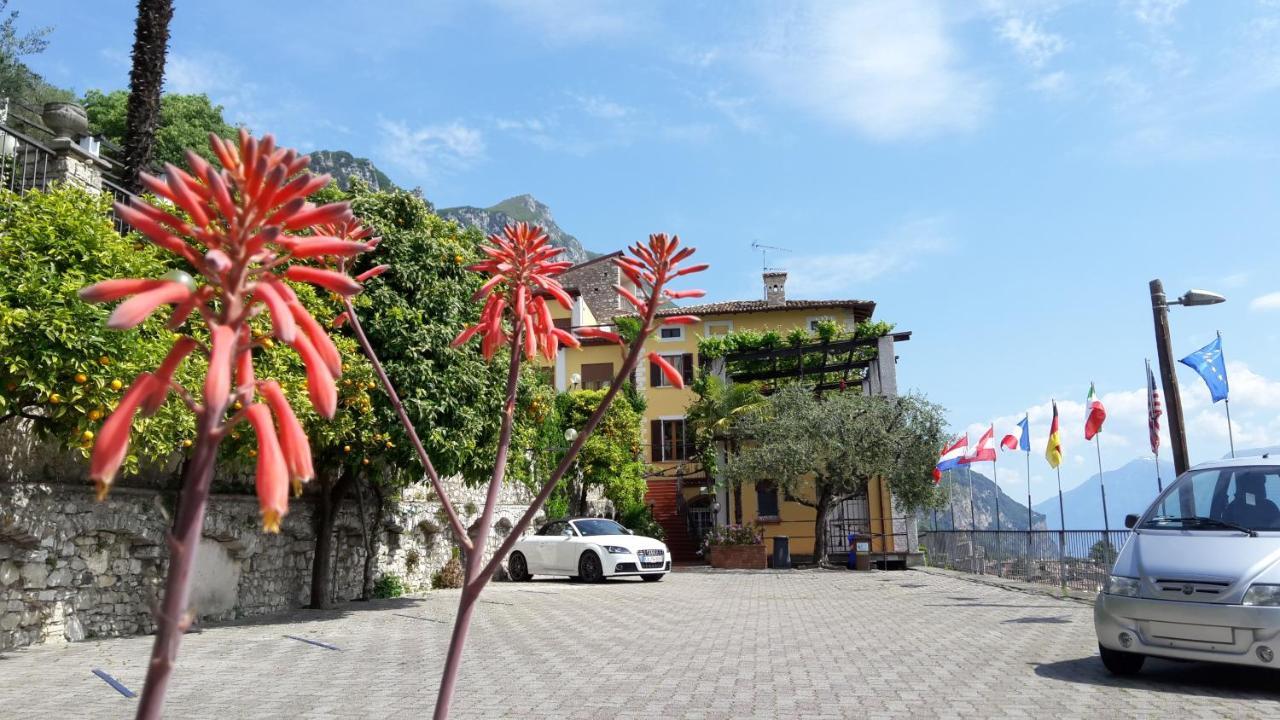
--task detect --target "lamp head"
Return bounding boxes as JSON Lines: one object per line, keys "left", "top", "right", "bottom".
{"left": 1176, "top": 289, "right": 1226, "bottom": 307}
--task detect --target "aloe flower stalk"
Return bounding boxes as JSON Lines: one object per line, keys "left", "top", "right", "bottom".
{"left": 81, "top": 131, "right": 379, "bottom": 720}
{"left": 336, "top": 225, "right": 706, "bottom": 719}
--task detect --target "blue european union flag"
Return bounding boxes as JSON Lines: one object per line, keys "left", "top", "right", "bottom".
{"left": 1180, "top": 336, "right": 1229, "bottom": 403}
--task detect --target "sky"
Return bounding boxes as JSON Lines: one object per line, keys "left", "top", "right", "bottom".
{"left": 18, "top": 0, "right": 1280, "bottom": 506}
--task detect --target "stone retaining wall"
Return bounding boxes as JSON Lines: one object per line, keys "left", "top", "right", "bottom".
{"left": 0, "top": 476, "right": 541, "bottom": 651}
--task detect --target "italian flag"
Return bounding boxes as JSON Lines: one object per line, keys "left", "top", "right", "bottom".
{"left": 1084, "top": 382, "right": 1107, "bottom": 440}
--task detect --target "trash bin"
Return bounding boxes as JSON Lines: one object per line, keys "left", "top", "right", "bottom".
{"left": 851, "top": 533, "right": 872, "bottom": 571}
{"left": 771, "top": 536, "right": 791, "bottom": 569}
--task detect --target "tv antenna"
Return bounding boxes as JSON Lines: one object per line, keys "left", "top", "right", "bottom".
{"left": 751, "top": 241, "right": 791, "bottom": 272}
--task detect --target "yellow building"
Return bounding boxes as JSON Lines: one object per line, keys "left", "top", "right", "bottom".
{"left": 546, "top": 257, "right": 915, "bottom": 565}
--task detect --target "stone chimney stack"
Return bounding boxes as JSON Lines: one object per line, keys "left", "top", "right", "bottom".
{"left": 763, "top": 271, "right": 788, "bottom": 306}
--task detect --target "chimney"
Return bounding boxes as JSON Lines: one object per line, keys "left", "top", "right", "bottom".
{"left": 763, "top": 271, "right": 787, "bottom": 306}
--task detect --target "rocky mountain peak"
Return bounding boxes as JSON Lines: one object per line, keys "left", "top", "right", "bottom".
{"left": 437, "top": 194, "right": 596, "bottom": 264}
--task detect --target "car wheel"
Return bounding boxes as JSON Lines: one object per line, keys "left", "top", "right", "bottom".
{"left": 508, "top": 552, "right": 531, "bottom": 582}
{"left": 641, "top": 573, "right": 664, "bottom": 582}
{"left": 1099, "top": 644, "right": 1145, "bottom": 675}
{"left": 579, "top": 551, "right": 605, "bottom": 583}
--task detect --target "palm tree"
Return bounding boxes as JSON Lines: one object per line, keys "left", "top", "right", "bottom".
{"left": 686, "top": 374, "right": 765, "bottom": 524}
{"left": 122, "top": 0, "right": 173, "bottom": 191}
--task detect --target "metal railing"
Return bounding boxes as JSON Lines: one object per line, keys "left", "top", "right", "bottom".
{"left": 824, "top": 515, "right": 914, "bottom": 568}
{"left": 0, "top": 124, "right": 56, "bottom": 193}
{"left": 921, "top": 529, "right": 1131, "bottom": 593}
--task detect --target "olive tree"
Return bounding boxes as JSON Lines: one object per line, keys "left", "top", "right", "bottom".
{"left": 728, "top": 385, "right": 946, "bottom": 563}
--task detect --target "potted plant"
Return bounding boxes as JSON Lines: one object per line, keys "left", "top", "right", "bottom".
{"left": 703, "top": 523, "right": 767, "bottom": 569}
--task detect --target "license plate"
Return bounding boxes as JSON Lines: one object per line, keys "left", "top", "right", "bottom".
{"left": 1147, "top": 621, "right": 1233, "bottom": 644}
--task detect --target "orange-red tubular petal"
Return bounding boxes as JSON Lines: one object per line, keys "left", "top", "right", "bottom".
{"left": 331, "top": 311, "right": 349, "bottom": 328}
{"left": 522, "top": 314, "right": 537, "bottom": 360}
{"left": 673, "top": 263, "right": 710, "bottom": 277}
{"left": 167, "top": 286, "right": 209, "bottom": 330}
{"left": 355, "top": 265, "right": 390, "bottom": 283}
{"left": 245, "top": 403, "right": 290, "bottom": 533}
{"left": 112, "top": 203, "right": 196, "bottom": 259}
{"left": 142, "top": 337, "right": 198, "bottom": 415}
{"left": 289, "top": 302, "right": 342, "bottom": 378}
{"left": 665, "top": 289, "right": 706, "bottom": 299}
{"left": 662, "top": 315, "right": 700, "bottom": 325}
{"left": 451, "top": 322, "right": 482, "bottom": 348}
{"left": 289, "top": 333, "right": 337, "bottom": 419}
{"left": 203, "top": 165, "right": 236, "bottom": 222}
{"left": 79, "top": 278, "right": 167, "bottom": 303}
{"left": 260, "top": 381, "right": 314, "bottom": 492}
{"left": 614, "top": 284, "right": 646, "bottom": 313}
{"left": 253, "top": 279, "right": 298, "bottom": 343}
{"left": 283, "top": 266, "right": 363, "bottom": 296}
{"left": 551, "top": 328, "right": 580, "bottom": 349}
{"left": 163, "top": 163, "right": 211, "bottom": 228}
{"left": 281, "top": 202, "right": 352, "bottom": 232}
{"left": 649, "top": 352, "right": 684, "bottom": 390}
{"left": 204, "top": 324, "right": 235, "bottom": 410}
{"left": 235, "top": 345, "right": 256, "bottom": 396}
{"left": 284, "top": 238, "right": 370, "bottom": 258}
{"left": 575, "top": 327, "right": 624, "bottom": 344}
{"left": 89, "top": 373, "right": 158, "bottom": 499}
{"left": 106, "top": 283, "right": 192, "bottom": 330}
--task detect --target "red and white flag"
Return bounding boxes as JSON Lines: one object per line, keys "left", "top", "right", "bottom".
{"left": 961, "top": 425, "right": 996, "bottom": 464}
{"left": 1147, "top": 360, "right": 1163, "bottom": 455}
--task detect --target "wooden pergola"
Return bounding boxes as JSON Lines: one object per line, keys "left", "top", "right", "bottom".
{"left": 716, "top": 331, "right": 911, "bottom": 396}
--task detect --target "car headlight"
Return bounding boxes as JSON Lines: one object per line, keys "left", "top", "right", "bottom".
{"left": 1105, "top": 575, "right": 1140, "bottom": 597}
{"left": 1243, "top": 584, "right": 1280, "bottom": 607}
{"left": 603, "top": 545, "right": 630, "bottom": 555}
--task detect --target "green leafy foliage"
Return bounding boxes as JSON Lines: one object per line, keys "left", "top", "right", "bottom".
{"left": 373, "top": 573, "right": 405, "bottom": 599}
{"left": 82, "top": 90, "right": 238, "bottom": 167}
{"left": 557, "top": 388, "right": 647, "bottom": 514}
{"left": 728, "top": 385, "right": 947, "bottom": 557}
{"left": 335, "top": 181, "right": 511, "bottom": 484}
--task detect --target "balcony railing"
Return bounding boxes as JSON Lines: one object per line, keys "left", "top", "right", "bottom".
{"left": 0, "top": 125, "right": 56, "bottom": 193}
{"left": 921, "top": 529, "right": 1131, "bottom": 593}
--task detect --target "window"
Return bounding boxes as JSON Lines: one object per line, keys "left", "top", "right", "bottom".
{"left": 650, "top": 418, "right": 693, "bottom": 462}
{"left": 756, "top": 481, "right": 780, "bottom": 519}
{"left": 808, "top": 316, "right": 835, "bottom": 332}
{"left": 538, "top": 520, "right": 567, "bottom": 536}
{"left": 650, "top": 352, "right": 694, "bottom": 388}
{"left": 659, "top": 326, "right": 684, "bottom": 341}
{"left": 1143, "top": 466, "right": 1280, "bottom": 531}
{"left": 580, "top": 362, "right": 614, "bottom": 390}
{"left": 704, "top": 321, "right": 733, "bottom": 337}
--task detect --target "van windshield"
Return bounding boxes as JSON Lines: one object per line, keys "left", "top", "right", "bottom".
{"left": 1141, "top": 466, "right": 1280, "bottom": 532}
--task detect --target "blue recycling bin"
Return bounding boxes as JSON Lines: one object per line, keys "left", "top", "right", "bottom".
{"left": 847, "top": 533, "right": 857, "bottom": 570}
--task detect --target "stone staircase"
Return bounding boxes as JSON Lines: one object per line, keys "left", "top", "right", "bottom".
{"left": 645, "top": 479, "right": 701, "bottom": 562}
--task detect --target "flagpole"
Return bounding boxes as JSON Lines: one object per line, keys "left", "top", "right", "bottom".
{"left": 993, "top": 454, "right": 1001, "bottom": 533}
{"left": 1148, "top": 358, "right": 1164, "bottom": 493}
{"left": 1056, "top": 466, "right": 1066, "bottom": 591}
{"left": 1096, "top": 432, "right": 1109, "bottom": 537}
{"left": 1025, "top": 445, "right": 1033, "bottom": 584}
{"left": 1219, "top": 331, "right": 1235, "bottom": 458}
{"left": 1154, "top": 450, "right": 1163, "bottom": 493}
{"left": 948, "top": 469, "right": 956, "bottom": 531}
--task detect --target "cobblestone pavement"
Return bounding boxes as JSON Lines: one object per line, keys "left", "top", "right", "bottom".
{"left": 2, "top": 568, "right": 1278, "bottom": 719}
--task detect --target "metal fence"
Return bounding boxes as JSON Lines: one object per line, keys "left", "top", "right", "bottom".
{"left": 921, "top": 529, "right": 1132, "bottom": 593}
{"left": 0, "top": 125, "right": 56, "bottom": 193}
{"left": 824, "top": 516, "right": 915, "bottom": 568}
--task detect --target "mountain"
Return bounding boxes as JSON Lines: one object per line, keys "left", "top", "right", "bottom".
{"left": 1033, "top": 457, "right": 1173, "bottom": 531}
{"left": 931, "top": 465, "right": 1048, "bottom": 531}
{"left": 308, "top": 150, "right": 397, "bottom": 192}
{"left": 438, "top": 194, "right": 595, "bottom": 264}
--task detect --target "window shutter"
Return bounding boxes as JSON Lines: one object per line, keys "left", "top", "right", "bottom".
{"left": 650, "top": 359, "right": 662, "bottom": 387}
{"left": 650, "top": 420, "right": 662, "bottom": 461}
{"left": 681, "top": 353, "right": 694, "bottom": 384}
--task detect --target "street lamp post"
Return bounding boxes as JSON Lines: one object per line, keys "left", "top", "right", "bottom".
{"left": 1149, "top": 280, "right": 1225, "bottom": 476}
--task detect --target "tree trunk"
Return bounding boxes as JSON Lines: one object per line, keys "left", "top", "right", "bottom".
{"left": 733, "top": 484, "right": 743, "bottom": 525}
{"left": 123, "top": 0, "right": 173, "bottom": 191}
{"left": 309, "top": 469, "right": 352, "bottom": 610}
{"left": 360, "top": 481, "right": 385, "bottom": 601}
{"left": 811, "top": 486, "right": 832, "bottom": 568}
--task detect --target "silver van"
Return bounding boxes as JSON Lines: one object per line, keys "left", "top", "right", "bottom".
{"left": 1094, "top": 457, "right": 1280, "bottom": 675}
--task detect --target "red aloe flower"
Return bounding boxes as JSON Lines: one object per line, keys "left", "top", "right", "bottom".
{"left": 83, "top": 130, "right": 388, "bottom": 717}
{"left": 450, "top": 222, "right": 579, "bottom": 361}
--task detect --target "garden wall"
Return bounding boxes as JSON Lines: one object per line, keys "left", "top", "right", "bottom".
{"left": 0, "top": 463, "right": 538, "bottom": 651}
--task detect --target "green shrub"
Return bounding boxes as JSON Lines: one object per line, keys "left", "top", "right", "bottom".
{"left": 373, "top": 573, "right": 405, "bottom": 599}
{"left": 432, "top": 552, "right": 464, "bottom": 589}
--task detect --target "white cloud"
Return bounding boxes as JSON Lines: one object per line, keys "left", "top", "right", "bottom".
{"left": 1128, "top": 0, "right": 1187, "bottom": 27}
{"left": 746, "top": 0, "right": 988, "bottom": 140}
{"left": 701, "top": 90, "right": 762, "bottom": 133}
{"left": 998, "top": 17, "right": 1065, "bottom": 68}
{"left": 572, "top": 94, "right": 631, "bottom": 120}
{"left": 377, "top": 120, "right": 486, "bottom": 179}
{"left": 1030, "top": 70, "right": 1069, "bottom": 95}
{"left": 1250, "top": 292, "right": 1280, "bottom": 311}
{"left": 784, "top": 218, "right": 952, "bottom": 296}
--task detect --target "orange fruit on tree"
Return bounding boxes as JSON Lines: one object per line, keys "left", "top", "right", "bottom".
{"left": 87, "top": 409, "right": 103, "bottom": 421}
{"left": 81, "top": 430, "right": 94, "bottom": 441}
{"left": 48, "top": 393, "right": 62, "bottom": 404}
{"left": 74, "top": 373, "right": 88, "bottom": 384}
{"left": 110, "top": 379, "right": 123, "bottom": 391}
{"left": 182, "top": 439, "right": 193, "bottom": 447}
{"left": 98, "top": 356, "right": 110, "bottom": 366}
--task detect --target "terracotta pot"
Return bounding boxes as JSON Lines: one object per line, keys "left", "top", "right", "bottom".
{"left": 708, "top": 543, "right": 767, "bottom": 569}
{"left": 41, "top": 102, "right": 88, "bottom": 140}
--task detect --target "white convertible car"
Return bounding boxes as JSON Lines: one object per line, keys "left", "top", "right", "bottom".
{"left": 506, "top": 518, "right": 671, "bottom": 583}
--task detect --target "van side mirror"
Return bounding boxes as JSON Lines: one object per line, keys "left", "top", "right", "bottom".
{"left": 1124, "top": 514, "right": 1139, "bottom": 529}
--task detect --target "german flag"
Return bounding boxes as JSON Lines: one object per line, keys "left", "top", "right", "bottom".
{"left": 1045, "top": 400, "right": 1063, "bottom": 469}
